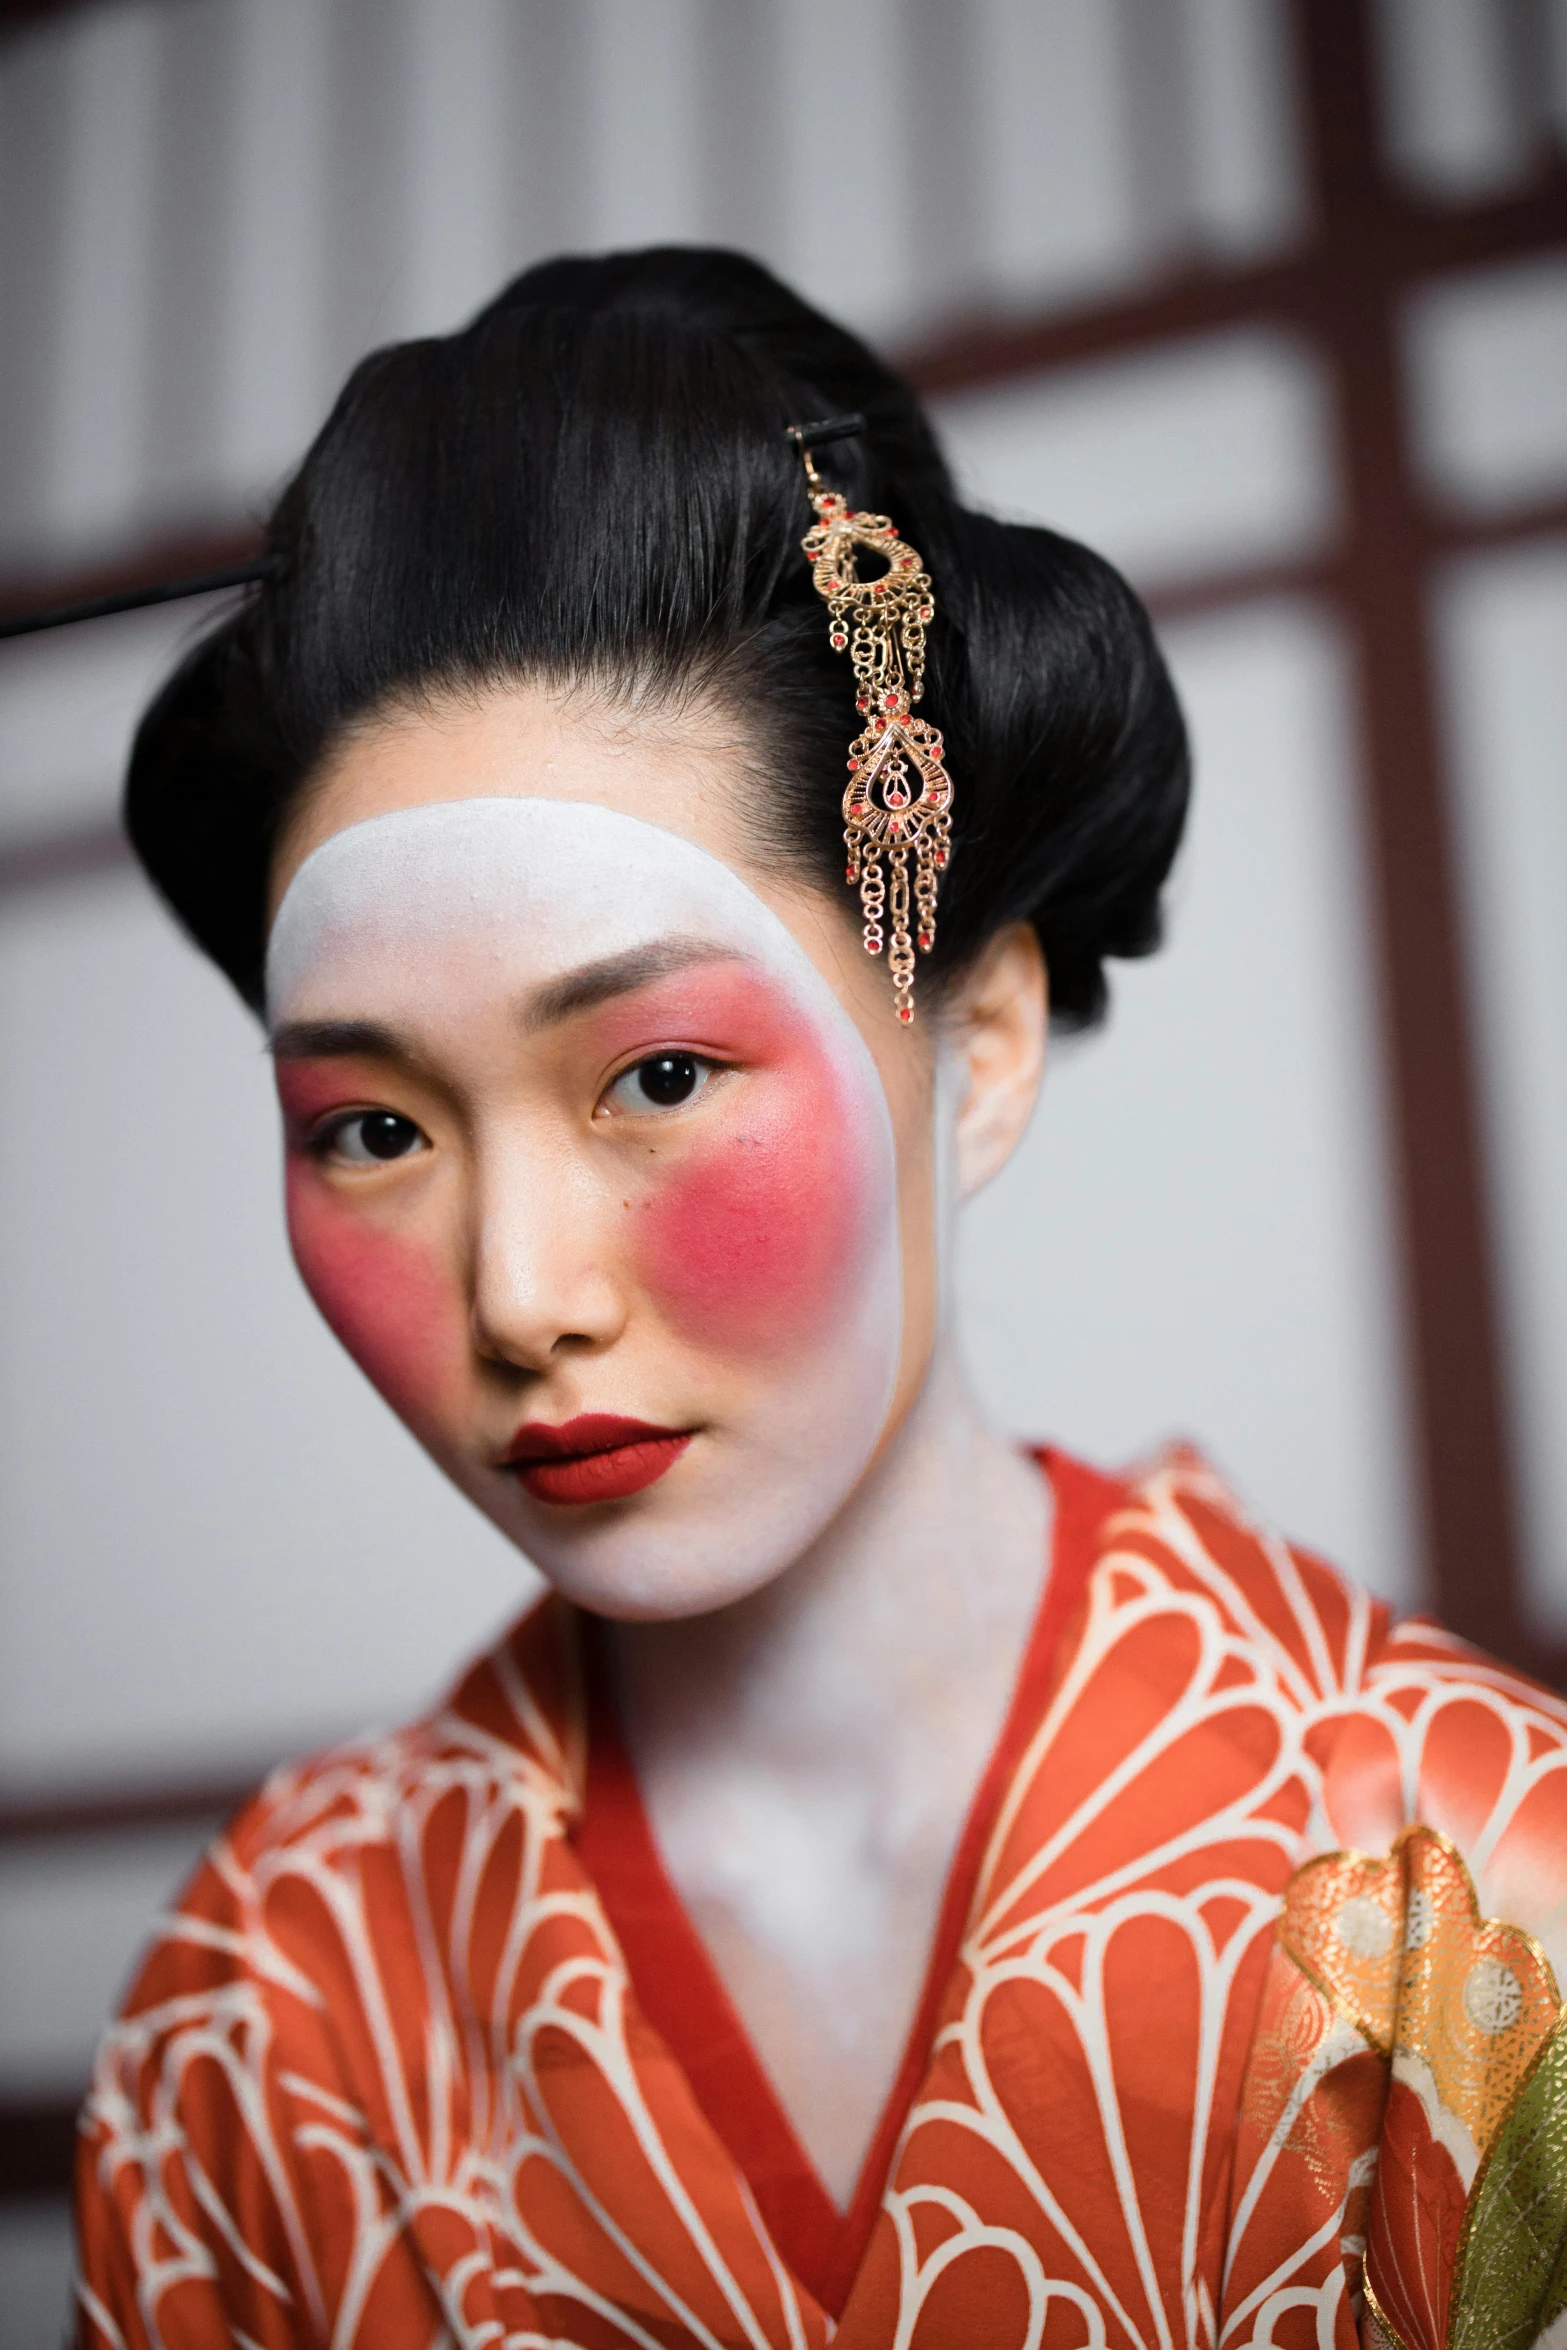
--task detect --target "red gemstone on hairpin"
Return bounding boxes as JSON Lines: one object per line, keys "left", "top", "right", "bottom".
{"left": 883, "top": 693, "right": 897, "bottom": 709}
{"left": 898, "top": 1004, "right": 913, "bottom": 1023}
{"left": 866, "top": 937, "right": 883, "bottom": 954}
{"left": 917, "top": 930, "right": 933, "bottom": 950}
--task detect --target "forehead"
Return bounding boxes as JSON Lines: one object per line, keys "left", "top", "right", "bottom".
{"left": 271, "top": 679, "right": 758, "bottom": 913}
{"left": 265, "top": 796, "right": 838, "bottom": 1029}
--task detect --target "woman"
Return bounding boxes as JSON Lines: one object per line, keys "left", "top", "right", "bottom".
{"left": 75, "top": 249, "right": 1567, "bottom": 2349}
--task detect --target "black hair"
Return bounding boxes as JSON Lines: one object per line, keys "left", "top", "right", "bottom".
{"left": 125, "top": 246, "right": 1189, "bottom": 1025}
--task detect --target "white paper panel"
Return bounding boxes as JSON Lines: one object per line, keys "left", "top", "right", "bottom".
{"left": 971, "top": 0, "right": 1306, "bottom": 310}
{"left": 0, "top": 0, "right": 1316, "bottom": 571}
{"left": 772, "top": 0, "right": 927, "bottom": 339}
{"left": 959, "top": 597, "right": 1417, "bottom": 1604}
{"left": 1181, "top": 0, "right": 1306, "bottom": 254}
{"left": 399, "top": 0, "right": 519, "bottom": 343}
{"left": 0, "top": 29, "right": 75, "bottom": 565}
{"left": 1438, "top": 545, "right": 1567, "bottom": 1635}
{"left": 0, "top": 602, "right": 229, "bottom": 849}
{"left": 0, "top": 1825, "right": 217, "bottom": 2092}
{"left": 968, "top": 0, "right": 1143, "bottom": 308}
{"left": 935, "top": 328, "right": 1336, "bottom": 589}
{"left": 1375, "top": 0, "right": 1541, "bottom": 196}
{"left": 222, "top": 0, "right": 334, "bottom": 499}
{"left": 43, "top": 2, "right": 163, "bottom": 561}
{"left": 0, "top": 872, "right": 533, "bottom": 1787}
{"left": 580, "top": 0, "right": 708, "bottom": 263}
{"left": 1406, "top": 257, "right": 1567, "bottom": 516}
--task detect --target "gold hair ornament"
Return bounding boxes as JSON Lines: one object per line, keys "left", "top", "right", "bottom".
{"left": 789, "top": 418, "right": 953, "bottom": 1024}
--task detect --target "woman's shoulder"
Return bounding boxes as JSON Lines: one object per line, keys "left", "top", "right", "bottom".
{"left": 1071, "top": 1442, "right": 1567, "bottom": 1961}
{"left": 230, "top": 1590, "right": 586, "bottom": 1882}
{"left": 1064, "top": 1440, "right": 1394, "bottom": 1707}
{"left": 1077, "top": 1439, "right": 1564, "bottom": 1722}
{"left": 74, "top": 1610, "right": 589, "bottom": 2343}
{"left": 104, "top": 1593, "right": 583, "bottom": 2034}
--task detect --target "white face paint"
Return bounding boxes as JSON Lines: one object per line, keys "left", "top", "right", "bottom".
{"left": 267, "top": 798, "right": 904, "bottom": 1617}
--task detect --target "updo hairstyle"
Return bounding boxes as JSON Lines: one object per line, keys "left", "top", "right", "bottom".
{"left": 125, "top": 246, "right": 1190, "bottom": 1026}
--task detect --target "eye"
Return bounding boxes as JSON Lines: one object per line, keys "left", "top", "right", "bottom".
{"left": 603, "top": 1053, "right": 717, "bottom": 1116}
{"left": 317, "top": 1110, "right": 428, "bottom": 1166}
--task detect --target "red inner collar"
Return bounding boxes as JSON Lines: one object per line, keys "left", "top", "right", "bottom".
{"left": 573, "top": 1447, "right": 1122, "bottom": 2318}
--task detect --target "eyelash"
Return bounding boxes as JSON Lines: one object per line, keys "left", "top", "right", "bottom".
{"left": 599, "top": 1052, "right": 728, "bottom": 1118}
{"left": 307, "top": 1108, "right": 429, "bottom": 1167}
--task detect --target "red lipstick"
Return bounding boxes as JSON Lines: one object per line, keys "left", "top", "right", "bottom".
{"left": 504, "top": 1413, "right": 693, "bottom": 1507}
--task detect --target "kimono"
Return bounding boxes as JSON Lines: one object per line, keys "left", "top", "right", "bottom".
{"left": 74, "top": 1449, "right": 1567, "bottom": 2347}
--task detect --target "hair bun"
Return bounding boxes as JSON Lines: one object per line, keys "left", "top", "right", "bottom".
{"left": 125, "top": 245, "right": 1187, "bottom": 1023}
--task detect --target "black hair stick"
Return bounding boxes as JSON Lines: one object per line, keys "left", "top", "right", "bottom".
{"left": 785, "top": 413, "right": 866, "bottom": 453}
{"left": 0, "top": 557, "right": 274, "bottom": 642}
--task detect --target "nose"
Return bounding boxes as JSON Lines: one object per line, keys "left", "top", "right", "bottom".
{"left": 468, "top": 1126, "right": 627, "bottom": 1372}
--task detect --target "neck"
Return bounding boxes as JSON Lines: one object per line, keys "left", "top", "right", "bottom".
{"left": 605, "top": 1340, "right": 1053, "bottom": 2208}
{"left": 611, "top": 1339, "right": 1051, "bottom": 1811}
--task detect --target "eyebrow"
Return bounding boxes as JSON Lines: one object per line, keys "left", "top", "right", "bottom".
{"left": 267, "top": 941, "right": 749, "bottom": 1062}
{"left": 269, "top": 1017, "right": 417, "bottom": 1064}
{"left": 519, "top": 938, "right": 747, "bottom": 1032}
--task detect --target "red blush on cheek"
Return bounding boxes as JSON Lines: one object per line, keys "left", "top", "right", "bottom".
{"left": 284, "top": 1162, "right": 462, "bottom": 1432}
{"left": 641, "top": 1098, "right": 871, "bottom": 1353}
{"left": 608, "top": 968, "right": 886, "bottom": 1356}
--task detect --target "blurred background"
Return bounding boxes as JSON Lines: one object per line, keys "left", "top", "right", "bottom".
{"left": 0, "top": 0, "right": 1564, "bottom": 2334}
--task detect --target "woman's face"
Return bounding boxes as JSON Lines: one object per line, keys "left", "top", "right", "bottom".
{"left": 266, "top": 682, "right": 1024, "bottom": 1619}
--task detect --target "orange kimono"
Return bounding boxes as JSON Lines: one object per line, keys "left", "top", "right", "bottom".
{"left": 74, "top": 1451, "right": 1567, "bottom": 2346}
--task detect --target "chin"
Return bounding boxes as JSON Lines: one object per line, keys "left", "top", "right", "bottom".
{"left": 487, "top": 1455, "right": 866, "bottom": 1622}
{"left": 537, "top": 1552, "right": 787, "bottom": 1623}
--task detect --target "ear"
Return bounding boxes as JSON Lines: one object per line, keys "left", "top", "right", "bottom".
{"left": 949, "top": 924, "right": 1048, "bottom": 1199}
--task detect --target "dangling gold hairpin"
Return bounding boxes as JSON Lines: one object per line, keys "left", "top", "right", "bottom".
{"left": 788, "top": 417, "right": 953, "bottom": 1024}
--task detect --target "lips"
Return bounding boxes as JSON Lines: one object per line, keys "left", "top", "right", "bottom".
{"left": 504, "top": 1413, "right": 693, "bottom": 1506}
